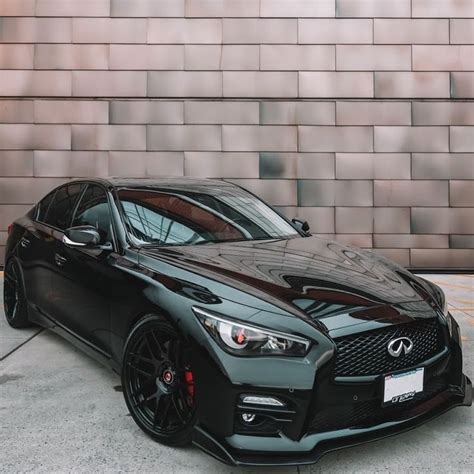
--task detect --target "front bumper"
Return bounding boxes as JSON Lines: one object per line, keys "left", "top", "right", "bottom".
{"left": 193, "top": 374, "right": 472, "bottom": 466}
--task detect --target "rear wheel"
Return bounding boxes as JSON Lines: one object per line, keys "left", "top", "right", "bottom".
{"left": 3, "top": 259, "right": 30, "bottom": 328}
{"left": 121, "top": 315, "right": 196, "bottom": 446}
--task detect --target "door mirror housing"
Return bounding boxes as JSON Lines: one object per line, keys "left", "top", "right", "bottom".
{"left": 291, "top": 218, "right": 310, "bottom": 234}
{"left": 63, "top": 225, "right": 102, "bottom": 248}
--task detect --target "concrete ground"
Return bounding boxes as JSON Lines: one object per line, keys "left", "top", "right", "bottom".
{"left": 0, "top": 274, "right": 472, "bottom": 473}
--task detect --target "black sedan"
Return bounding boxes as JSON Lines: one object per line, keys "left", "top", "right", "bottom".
{"left": 3, "top": 177, "right": 472, "bottom": 466}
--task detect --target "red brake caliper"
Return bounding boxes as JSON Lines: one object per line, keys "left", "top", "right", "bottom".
{"left": 184, "top": 369, "right": 195, "bottom": 406}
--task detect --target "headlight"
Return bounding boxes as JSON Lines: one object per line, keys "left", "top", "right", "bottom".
{"left": 193, "top": 307, "right": 311, "bottom": 357}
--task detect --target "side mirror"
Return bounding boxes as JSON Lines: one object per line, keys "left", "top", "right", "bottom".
{"left": 292, "top": 218, "right": 310, "bottom": 233}
{"left": 63, "top": 225, "right": 101, "bottom": 248}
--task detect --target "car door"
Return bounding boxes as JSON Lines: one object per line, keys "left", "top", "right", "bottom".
{"left": 50, "top": 183, "right": 119, "bottom": 354}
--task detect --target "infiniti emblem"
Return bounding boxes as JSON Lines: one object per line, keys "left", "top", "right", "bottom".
{"left": 387, "top": 337, "right": 414, "bottom": 358}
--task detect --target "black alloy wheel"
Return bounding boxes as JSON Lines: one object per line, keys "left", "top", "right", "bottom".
{"left": 122, "top": 316, "right": 196, "bottom": 446}
{"left": 3, "top": 259, "right": 30, "bottom": 328}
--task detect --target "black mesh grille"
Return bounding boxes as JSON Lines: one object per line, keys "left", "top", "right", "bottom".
{"left": 334, "top": 318, "right": 444, "bottom": 377}
{"left": 308, "top": 377, "right": 447, "bottom": 434}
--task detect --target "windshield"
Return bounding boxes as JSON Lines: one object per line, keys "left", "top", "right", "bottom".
{"left": 117, "top": 185, "right": 299, "bottom": 246}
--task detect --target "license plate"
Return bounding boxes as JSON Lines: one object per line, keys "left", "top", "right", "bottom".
{"left": 383, "top": 368, "right": 424, "bottom": 405}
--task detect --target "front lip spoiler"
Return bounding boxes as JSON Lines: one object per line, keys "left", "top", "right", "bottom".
{"left": 192, "top": 375, "right": 472, "bottom": 466}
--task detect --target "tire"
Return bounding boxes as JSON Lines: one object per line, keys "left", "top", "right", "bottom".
{"left": 3, "top": 259, "right": 31, "bottom": 329}
{"left": 121, "top": 315, "right": 196, "bottom": 447}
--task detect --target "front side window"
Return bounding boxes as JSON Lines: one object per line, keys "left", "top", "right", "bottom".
{"left": 72, "top": 184, "right": 113, "bottom": 244}
{"left": 42, "top": 183, "right": 84, "bottom": 230}
{"left": 117, "top": 185, "right": 299, "bottom": 246}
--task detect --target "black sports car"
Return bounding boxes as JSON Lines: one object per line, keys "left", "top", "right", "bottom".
{"left": 3, "top": 177, "right": 472, "bottom": 466}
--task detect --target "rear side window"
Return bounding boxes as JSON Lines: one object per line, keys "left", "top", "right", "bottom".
{"left": 43, "top": 183, "right": 84, "bottom": 230}
{"left": 36, "top": 191, "right": 55, "bottom": 222}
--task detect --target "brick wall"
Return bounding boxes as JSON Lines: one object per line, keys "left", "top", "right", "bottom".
{"left": 0, "top": 0, "right": 473, "bottom": 268}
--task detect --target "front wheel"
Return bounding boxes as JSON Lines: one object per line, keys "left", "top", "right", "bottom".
{"left": 3, "top": 259, "right": 30, "bottom": 328}
{"left": 121, "top": 315, "right": 196, "bottom": 446}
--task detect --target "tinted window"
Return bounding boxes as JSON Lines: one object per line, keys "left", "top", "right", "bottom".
{"left": 36, "top": 191, "right": 55, "bottom": 223}
{"left": 72, "top": 185, "right": 113, "bottom": 244}
{"left": 118, "top": 186, "right": 298, "bottom": 246}
{"left": 44, "top": 184, "right": 84, "bottom": 230}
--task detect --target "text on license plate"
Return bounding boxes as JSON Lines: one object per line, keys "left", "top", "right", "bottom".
{"left": 383, "top": 367, "right": 424, "bottom": 405}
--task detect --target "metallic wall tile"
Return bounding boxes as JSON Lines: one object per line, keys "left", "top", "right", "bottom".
{"left": 147, "top": 125, "right": 221, "bottom": 151}
{"left": 336, "top": 45, "right": 411, "bottom": 71}
{"left": 35, "top": 44, "right": 108, "bottom": 70}
{"left": 374, "top": 180, "right": 449, "bottom": 207}
{"left": 146, "top": 152, "right": 184, "bottom": 177}
{"left": 184, "top": 45, "right": 259, "bottom": 70}
{"left": 0, "top": 71, "right": 72, "bottom": 97}
{"left": 261, "top": 45, "right": 335, "bottom": 71}
{"left": 0, "top": 232, "right": 7, "bottom": 246}
{"left": 412, "top": 0, "right": 474, "bottom": 18}
{"left": 110, "top": 45, "right": 184, "bottom": 70}
{"left": 336, "top": 153, "right": 411, "bottom": 179}
{"left": 223, "top": 72, "right": 297, "bottom": 98}
{"left": 374, "top": 19, "right": 449, "bottom": 44}
{"left": 334, "top": 234, "right": 372, "bottom": 248}
{"left": 261, "top": 0, "right": 334, "bottom": 17}
{"left": 185, "top": 152, "right": 259, "bottom": 178}
{"left": 0, "top": 44, "right": 33, "bottom": 69}
{"left": 412, "top": 153, "right": 474, "bottom": 179}
{"left": 412, "top": 208, "right": 474, "bottom": 234}
{"left": 185, "top": 101, "right": 258, "bottom": 124}
{"left": 73, "top": 18, "right": 146, "bottom": 43}
{"left": 0, "top": 205, "right": 36, "bottom": 227}
{"left": 450, "top": 126, "right": 474, "bottom": 152}
{"left": 299, "top": 19, "right": 372, "bottom": 44}
{"left": 375, "top": 72, "right": 450, "bottom": 99}
{"left": 34, "top": 151, "right": 109, "bottom": 177}
{"left": 336, "top": 207, "right": 373, "bottom": 233}
{"left": 450, "top": 235, "right": 474, "bottom": 249}
{"left": 148, "top": 72, "right": 222, "bottom": 98}
{"left": 411, "top": 250, "right": 474, "bottom": 269}
{"left": 374, "top": 207, "right": 410, "bottom": 234}
{"left": 73, "top": 72, "right": 147, "bottom": 98}
{"left": 222, "top": 125, "right": 297, "bottom": 152}
{"left": 36, "top": 0, "right": 110, "bottom": 16}
{"left": 111, "top": 0, "right": 184, "bottom": 17}
{"left": 227, "top": 179, "right": 297, "bottom": 206}
{"left": 299, "top": 72, "right": 373, "bottom": 98}
{"left": 413, "top": 102, "right": 474, "bottom": 126}
{"left": 296, "top": 153, "right": 335, "bottom": 179}
{"left": 450, "top": 19, "right": 474, "bottom": 44}
{"left": 298, "top": 180, "right": 373, "bottom": 206}
{"left": 336, "top": 101, "right": 411, "bottom": 126}
{"left": 72, "top": 125, "right": 146, "bottom": 151}
{"left": 413, "top": 46, "right": 474, "bottom": 71}
{"left": 299, "top": 126, "right": 373, "bottom": 152}
{"left": 0, "top": 18, "right": 72, "bottom": 43}
{"left": 260, "top": 102, "right": 335, "bottom": 125}
{"left": 372, "top": 249, "right": 410, "bottom": 267}
{"left": 450, "top": 181, "right": 474, "bottom": 207}
{"left": 374, "top": 126, "right": 449, "bottom": 152}
{"left": 110, "top": 101, "right": 184, "bottom": 124}
{"left": 374, "top": 234, "right": 448, "bottom": 249}
{"left": 0, "top": 151, "right": 34, "bottom": 177}
{"left": 0, "top": 100, "right": 34, "bottom": 123}
{"left": 336, "top": 0, "right": 410, "bottom": 17}
{"left": 185, "top": 0, "right": 259, "bottom": 17}
{"left": 0, "top": 0, "right": 35, "bottom": 15}
{"left": 295, "top": 207, "right": 335, "bottom": 233}
{"left": 34, "top": 100, "right": 109, "bottom": 124}
{"left": 0, "top": 125, "right": 71, "bottom": 150}
{"left": 148, "top": 19, "right": 222, "bottom": 44}
{"left": 0, "top": 247, "right": 4, "bottom": 264}
{"left": 259, "top": 153, "right": 297, "bottom": 178}
{"left": 0, "top": 178, "right": 68, "bottom": 204}
{"left": 451, "top": 73, "right": 474, "bottom": 99}
{"left": 223, "top": 19, "right": 297, "bottom": 44}
{"left": 108, "top": 151, "right": 145, "bottom": 177}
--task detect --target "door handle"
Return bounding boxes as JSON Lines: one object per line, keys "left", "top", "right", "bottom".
{"left": 54, "top": 253, "right": 67, "bottom": 267}
{"left": 20, "top": 237, "right": 31, "bottom": 248}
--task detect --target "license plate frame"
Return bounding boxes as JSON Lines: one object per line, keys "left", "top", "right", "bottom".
{"left": 382, "top": 367, "right": 424, "bottom": 406}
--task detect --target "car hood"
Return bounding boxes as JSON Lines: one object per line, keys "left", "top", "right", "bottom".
{"left": 139, "top": 236, "right": 436, "bottom": 329}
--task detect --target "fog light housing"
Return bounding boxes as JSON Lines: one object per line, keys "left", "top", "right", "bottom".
{"left": 241, "top": 395, "right": 285, "bottom": 407}
{"left": 241, "top": 413, "right": 256, "bottom": 424}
